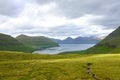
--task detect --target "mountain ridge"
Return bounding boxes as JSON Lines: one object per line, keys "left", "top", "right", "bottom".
{"left": 0, "top": 33, "right": 34, "bottom": 52}
{"left": 16, "top": 34, "right": 59, "bottom": 50}
{"left": 52, "top": 36, "right": 99, "bottom": 44}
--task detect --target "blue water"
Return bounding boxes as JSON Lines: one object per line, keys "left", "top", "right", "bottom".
{"left": 33, "top": 44, "right": 95, "bottom": 54}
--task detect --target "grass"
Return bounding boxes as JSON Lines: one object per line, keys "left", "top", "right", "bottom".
{"left": 16, "top": 34, "right": 59, "bottom": 50}
{"left": 0, "top": 33, "right": 59, "bottom": 52}
{"left": 83, "top": 26, "right": 120, "bottom": 54}
{"left": 0, "top": 33, "right": 35, "bottom": 52}
{"left": 0, "top": 51, "right": 120, "bottom": 80}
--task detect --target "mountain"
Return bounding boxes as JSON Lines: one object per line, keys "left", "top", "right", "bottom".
{"left": 74, "top": 37, "right": 99, "bottom": 44}
{"left": 0, "top": 33, "right": 33, "bottom": 52}
{"left": 85, "top": 26, "right": 120, "bottom": 53}
{"left": 62, "top": 37, "right": 74, "bottom": 44}
{"left": 16, "top": 34, "right": 59, "bottom": 50}
{"left": 52, "top": 36, "right": 99, "bottom": 44}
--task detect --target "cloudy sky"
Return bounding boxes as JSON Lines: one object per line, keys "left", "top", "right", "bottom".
{"left": 0, "top": 0, "right": 119, "bottom": 39}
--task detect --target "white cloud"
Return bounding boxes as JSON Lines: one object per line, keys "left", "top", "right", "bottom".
{"left": 0, "top": 0, "right": 117, "bottom": 38}
{"left": 82, "top": 25, "right": 114, "bottom": 36}
{"left": 70, "top": 14, "right": 104, "bottom": 26}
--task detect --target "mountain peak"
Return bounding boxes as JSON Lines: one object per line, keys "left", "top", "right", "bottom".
{"left": 52, "top": 36, "right": 99, "bottom": 44}
{"left": 17, "top": 34, "right": 28, "bottom": 37}
{"left": 65, "top": 37, "right": 73, "bottom": 40}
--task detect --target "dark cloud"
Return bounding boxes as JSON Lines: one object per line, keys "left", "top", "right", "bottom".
{"left": 35, "top": 0, "right": 53, "bottom": 4}
{"left": 34, "top": 0, "right": 120, "bottom": 29}
{"left": 57, "top": 0, "right": 120, "bottom": 28}
{"left": 0, "top": 0, "right": 25, "bottom": 16}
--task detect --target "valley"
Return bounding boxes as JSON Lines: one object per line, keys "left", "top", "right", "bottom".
{"left": 0, "top": 0, "right": 120, "bottom": 79}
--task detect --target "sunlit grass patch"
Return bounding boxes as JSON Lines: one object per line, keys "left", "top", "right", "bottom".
{"left": 0, "top": 51, "right": 120, "bottom": 80}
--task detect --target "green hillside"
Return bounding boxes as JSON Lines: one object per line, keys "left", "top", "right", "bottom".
{"left": 85, "top": 26, "right": 120, "bottom": 53}
{"left": 0, "top": 33, "right": 34, "bottom": 52}
{"left": 16, "top": 34, "right": 59, "bottom": 50}
{"left": 0, "top": 51, "right": 120, "bottom": 80}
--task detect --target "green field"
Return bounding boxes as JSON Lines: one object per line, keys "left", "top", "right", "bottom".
{"left": 0, "top": 51, "right": 120, "bottom": 80}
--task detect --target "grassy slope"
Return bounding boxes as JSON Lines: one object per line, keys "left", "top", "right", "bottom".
{"left": 0, "top": 33, "right": 34, "bottom": 52}
{"left": 0, "top": 51, "right": 120, "bottom": 80}
{"left": 16, "top": 35, "right": 59, "bottom": 50}
{"left": 83, "top": 26, "right": 120, "bottom": 54}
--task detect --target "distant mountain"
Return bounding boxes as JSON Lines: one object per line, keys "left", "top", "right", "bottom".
{"left": 52, "top": 36, "right": 99, "bottom": 44}
{"left": 74, "top": 37, "right": 99, "bottom": 44}
{"left": 16, "top": 34, "right": 59, "bottom": 50}
{"left": 0, "top": 33, "right": 33, "bottom": 52}
{"left": 62, "top": 37, "right": 74, "bottom": 44}
{"left": 86, "top": 26, "right": 120, "bottom": 53}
